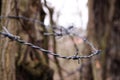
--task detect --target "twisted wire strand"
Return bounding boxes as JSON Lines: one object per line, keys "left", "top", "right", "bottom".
{"left": 44, "top": 26, "right": 99, "bottom": 52}
{"left": 0, "top": 27, "right": 101, "bottom": 63}
{"left": 0, "top": 15, "right": 49, "bottom": 27}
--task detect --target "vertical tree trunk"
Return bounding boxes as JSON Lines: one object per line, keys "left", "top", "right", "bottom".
{"left": 16, "top": 0, "right": 54, "bottom": 80}
{"left": 81, "top": 0, "right": 120, "bottom": 80}
{"left": 0, "top": 0, "right": 1, "bottom": 15}
{"left": 0, "top": 0, "right": 18, "bottom": 80}
{"left": 44, "top": 1, "right": 64, "bottom": 79}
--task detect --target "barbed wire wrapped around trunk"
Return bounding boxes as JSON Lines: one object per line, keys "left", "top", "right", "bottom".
{"left": 0, "top": 27, "right": 101, "bottom": 63}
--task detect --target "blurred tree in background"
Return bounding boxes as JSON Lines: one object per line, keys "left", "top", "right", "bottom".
{"left": 80, "top": 0, "right": 120, "bottom": 80}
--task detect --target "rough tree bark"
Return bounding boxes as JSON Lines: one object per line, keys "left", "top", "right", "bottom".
{"left": 0, "top": 0, "right": 54, "bottom": 80}
{"left": 81, "top": 0, "right": 120, "bottom": 80}
{"left": 16, "top": 0, "right": 54, "bottom": 80}
{"left": 0, "top": 0, "right": 18, "bottom": 80}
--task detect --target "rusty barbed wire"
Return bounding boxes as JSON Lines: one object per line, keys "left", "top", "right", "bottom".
{"left": 0, "top": 27, "right": 101, "bottom": 63}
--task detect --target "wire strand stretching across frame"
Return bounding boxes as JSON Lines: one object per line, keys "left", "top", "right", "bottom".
{"left": 0, "top": 15, "right": 48, "bottom": 27}
{"left": 0, "top": 27, "right": 101, "bottom": 63}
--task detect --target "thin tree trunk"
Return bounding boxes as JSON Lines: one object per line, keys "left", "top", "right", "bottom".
{"left": 44, "top": 1, "right": 64, "bottom": 80}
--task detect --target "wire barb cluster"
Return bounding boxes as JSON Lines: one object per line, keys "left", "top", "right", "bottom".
{"left": 0, "top": 27, "right": 101, "bottom": 63}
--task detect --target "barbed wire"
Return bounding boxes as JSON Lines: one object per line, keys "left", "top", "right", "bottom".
{"left": 44, "top": 25, "right": 98, "bottom": 51}
{"left": 0, "top": 26, "right": 101, "bottom": 63}
{"left": 0, "top": 15, "right": 52, "bottom": 28}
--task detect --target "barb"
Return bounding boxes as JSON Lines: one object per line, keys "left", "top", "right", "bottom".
{"left": 0, "top": 27, "right": 101, "bottom": 63}
{"left": 44, "top": 26, "right": 100, "bottom": 51}
{"left": 44, "top": 26, "right": 74, "bottom": 37}
{"left": 44, "top": 25, "right": 102, "bottom": 63}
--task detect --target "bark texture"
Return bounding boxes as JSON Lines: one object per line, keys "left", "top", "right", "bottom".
{"left": 16, "top": 0, "right": 54, "bottom": 80}
{"left": 81, "top": 0, "right": 120, "bottom": 80}
{"left": 0, "top": 0, "right": 54, "bottom": 80}
{"left": 0, "top": 0, "right": 18, "bottom": 80}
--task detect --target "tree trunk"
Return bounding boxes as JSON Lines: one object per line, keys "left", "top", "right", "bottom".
{"left": 0, "top": 0, "right": 54, "bottom": 80}
{"left": 0, "top": 0, "right": 18, "bottom": 80}
{"left": 81, "top": 0, "right": 120, "bottom": 80}
{"left": 16, "top": 0, "right": 54, "bottom": 80}
{"left": 44, "top": 1, "right": 64, "bottom": 80}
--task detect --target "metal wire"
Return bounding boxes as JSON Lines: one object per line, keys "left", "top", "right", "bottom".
{"left": 0, "top": 27, "right": 101, "bottom": 63}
